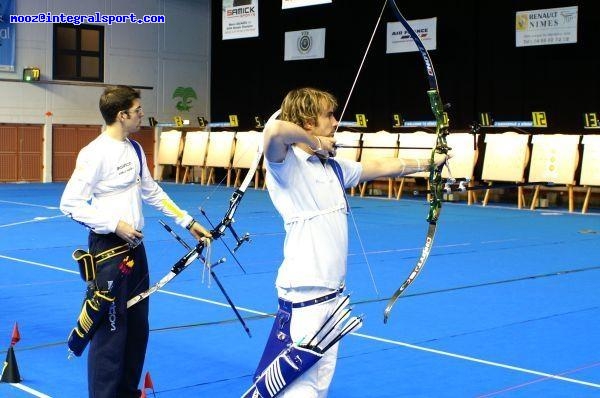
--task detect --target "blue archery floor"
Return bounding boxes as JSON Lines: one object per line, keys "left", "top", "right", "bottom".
{"left": 1, "top": 182, "right": 599, "bottom": 397}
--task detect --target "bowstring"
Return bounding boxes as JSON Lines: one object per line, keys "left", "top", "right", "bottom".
{"left": 334, "top": 0, "right": 387, "bottom": 135}
{"left": 332, "top": 0, "right": 388, "bottom": 297}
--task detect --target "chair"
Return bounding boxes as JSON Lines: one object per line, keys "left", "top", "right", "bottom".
{"left": 443, "top": 133, "right": 479, "bottom": 204}
{"left": 261, "top": 159, "right": 268, "bottom": 190}
{"left": 205, "top": 131, "right": 236, "bottom": 186}
{"left": 580, "top": 135, "right": 600, "bottom": 213}
{"left": 359, "top": 130, "right": 399, "bottom": 198}
{"left": 528, "top": 134, "right": 580, "bottom": 212}
{"left": 333, "top": 131, "right": 362, "bottom": 195}
{"left": 232, "top": 131, "right": 263, "bottom": 188}
{"left": 396, "top": 131, "right": 436, "bottom": 200}
{"left": 181, "top": 131, "right": 209, "bottom": 184}
{"left": 481, "top": 131, "right": 530, "bottom": 208}
{"left": 157, "top": 130, "right": 183, "bottom": 182}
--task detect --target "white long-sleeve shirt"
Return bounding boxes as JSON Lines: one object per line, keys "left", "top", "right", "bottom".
{"left": 60, "top": 133, "right": 192, "bottom": 234}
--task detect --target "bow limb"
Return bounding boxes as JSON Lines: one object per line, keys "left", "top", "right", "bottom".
{"left": 383, "top": 0, "right": 450, "bottom": 323}
{"left": 209, "top": 136, "right": 264, "bottom": 245}
{"left": 197, "top": 121, "right": 266, "bottom": 270}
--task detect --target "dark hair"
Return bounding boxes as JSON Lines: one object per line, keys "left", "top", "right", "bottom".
{"left": 99, "top": 86, "right": 140, "bottom": 124}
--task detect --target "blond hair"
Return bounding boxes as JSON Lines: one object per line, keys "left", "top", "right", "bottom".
{"left": 280, "top": 87, "right": 337, "bottom": 128}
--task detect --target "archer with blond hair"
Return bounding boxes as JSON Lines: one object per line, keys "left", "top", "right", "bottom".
{"left": 243, "top": 87, "right": 449, "bottom": 397}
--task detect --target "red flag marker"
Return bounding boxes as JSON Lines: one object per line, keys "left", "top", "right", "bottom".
{"left": 140, "top": 371, "right": 155, "bottom": 398}
{"left": 144, "top": 371, "right": 154, "bottom": 390}
{"left": 10, "top": 323, "right": 20, "bottom": 347}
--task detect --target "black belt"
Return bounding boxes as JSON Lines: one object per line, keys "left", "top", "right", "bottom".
{"left": 279, "top": 287, "right": 344, "bottom": 309}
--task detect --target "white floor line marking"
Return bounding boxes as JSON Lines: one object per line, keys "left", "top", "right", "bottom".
{"left": 4, "top": 253, "right": 599, "bottom": 390}
{"left": 157, "top": 290, "right": 270, "bottom": 316}
{"left": 0, "top": 214, "right": 65, "bottom": 228}
{"left": 0, "top": 254, "right": 268, "bottom": 316}
{"left": 352, "top": 332, "right": 600, "bottom": 389}
{"left": 159, "top": 290, "right": 600, "bottom": 389}
{"left": 8, "top": 383, "right": 52, "bottom": 398}
{"left": 0, "top": 254, "right": 78, "bottom": 275}
{"left": 0, "top": 199, "right": 59, "bottom": 210}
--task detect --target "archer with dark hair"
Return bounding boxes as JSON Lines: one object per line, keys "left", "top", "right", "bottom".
{"left": 60, "top": 85, "right": 211, "bottom": 398}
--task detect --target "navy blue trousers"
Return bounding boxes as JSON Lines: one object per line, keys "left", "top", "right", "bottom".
{"left": 87, "top": 232, "right": 149, "bottom": 398}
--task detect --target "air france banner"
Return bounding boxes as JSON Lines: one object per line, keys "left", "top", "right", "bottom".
{"left": 386, "top": 17, "right": 437, "bottom": 54}
{"left": 282, "top": 0, "right": 332, "bottom": 9}
{"left": 222, "top": 0, "right": 259, "bottom": 40}
{"left": 516, "top": 6, "right": 578, "bottom": 47}
{"left": 284, "top": 28, "right": 326, "bottom": 61}
{"left": 0, "top": 0, "right": 16, "bottom": 71}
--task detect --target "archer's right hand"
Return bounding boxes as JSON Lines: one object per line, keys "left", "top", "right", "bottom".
{"left": 115, "top": 220, "right": 144, "bottom": 247}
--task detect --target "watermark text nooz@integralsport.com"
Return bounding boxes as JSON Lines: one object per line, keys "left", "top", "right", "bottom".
{"left": 9, "top": 12, "right": 166, "bottom": 25}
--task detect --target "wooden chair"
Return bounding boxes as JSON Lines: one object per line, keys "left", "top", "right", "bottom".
{"left": 181, "top": 131, "right": 209, "bottom": 184}
{"left": 443, "top": 133, "right": 479, "bottom": 204}
{"left": 396, "top": 131, "right": 436, "bottom": 200}
{"left": 481, "top": 131, "right": 530, "bottom": 208}
{"left": 580, "top": 135, "right": 600, "bottom": 213}
{"left": 261, "top": 159, "right": 268, "bottom": 190}
{"left": 156, "top": 130, "right": 183, "bottom": 182}
{"left": 232, "top": 131, "right": 263, "bottom": 188}
{"left": 333, "top": 131, "right": 362, "bottom": 196}
{"left": 358, "top": 130, "right": 398, "bottom": 198}
{"left": 205, "top": 131, "right": 236, "bottom": 186}
{"left": 528, "top": 134, "right": 580, "bottom": 212}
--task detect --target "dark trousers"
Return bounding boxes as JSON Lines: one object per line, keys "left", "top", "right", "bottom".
{"left": 87, "top": 232, "right": 149, "bottom": 398}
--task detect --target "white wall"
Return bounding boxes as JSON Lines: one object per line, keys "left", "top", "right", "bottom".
{"left": 0, "top": 0, "right": 211, "bottom": 126}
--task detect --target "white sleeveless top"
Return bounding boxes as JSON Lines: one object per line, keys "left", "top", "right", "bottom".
{"left": 266, "top": 146, "right": 361, "bottom": 290}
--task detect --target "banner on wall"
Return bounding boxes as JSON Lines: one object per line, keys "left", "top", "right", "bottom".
{"left": 515, "top": 6, "right": 578, "bottom": 47}
{"left": 282, "top": 0, "right": 332, "bottom": 9}
{"left": 386, "top": 17, "right": 437, "bottom": 54}
{"left": 0, "top": 0, "right": 16, "bottom": 72}
{"left": 222, "top": 0, "right": 259, "bottom": 40}
{"left": 284, "top": 28, "right": 326, "bottom": 61}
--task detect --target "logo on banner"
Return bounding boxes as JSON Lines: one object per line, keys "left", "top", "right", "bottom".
{"left": 297, "top": 31, "right": 312, "bottom": 54}
{"left": 285, "top": 27, "right": 325, "bottom": 60}
{"left": 393, "top": 28, "right": 429, "bottom": 41}
{"left": 516, "top": 14, "right": 528, "bottom": 30}
{"left": 226, "top": 6, "right": 255, "bottom": 17}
